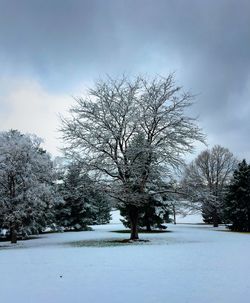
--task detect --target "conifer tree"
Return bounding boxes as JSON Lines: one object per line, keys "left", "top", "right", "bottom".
{"left": 0, "top": 130, "right": 58, "bottom": 243}
{"left": 56, "top": 163, "right": 95, "bottom": 230}
{"left": 223, "top": 160, "right": 250, "bottom": 232}
{"left": 91, "top": 192, "right": 111, "bottom": 225}
{"left": 55, "top": 162, "right": 111, "bottom": 230}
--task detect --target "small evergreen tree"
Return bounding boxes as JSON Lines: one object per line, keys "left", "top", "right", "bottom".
{"left": 120, "top": 195, "right": 171, "bottom": 231}
{"left": 201, "top": 198, "right": 222, "bottom": 225}
{"left": 140, "top": 197, "right": 171, "bottom": 230}
{"left": 56, "top": 163, "right": 95, "bottom": 230}
{"left": 92, "top": 192, "right": 111, "bottom": 225}
{"left": 56, "top": 162, "right": 111, "bottom": 230}
{"left": 223, "top": 159, "right": 250, "bottom": 232}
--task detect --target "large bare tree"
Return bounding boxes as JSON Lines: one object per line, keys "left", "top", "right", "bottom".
{"left": 61, "top": 74, "right": 204, "bottom": 239}
{"left": 182, "top": 145, "right": 237, "bottom": 226}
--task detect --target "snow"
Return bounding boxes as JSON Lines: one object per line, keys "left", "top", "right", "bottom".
{"left": 110, "top": 209, "right": 203, "bottom": 224}
{"left": 1, "top": 221, "right": 250, "bottom": 303}
{"left": 175, "top": 213, "right": 203, "bottom": 224}
{"left": 110, "top": 209, "right": 123, "bottom": 224}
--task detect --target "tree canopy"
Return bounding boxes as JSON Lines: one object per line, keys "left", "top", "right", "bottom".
{"left": 61, "top": 74, "right": 204, "bottom": 239}
{"left": 182, "top": 145, "right": 237, "bottom": 226}
{"left": 223, "top": 159, "right": 250, "bottom": 232}
{"left": 0, "top": 130, "right": 59, "bottom": 243}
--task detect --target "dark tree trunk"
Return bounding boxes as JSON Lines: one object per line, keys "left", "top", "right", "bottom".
{"left": 129, "top": 205, "right": 139, "bottom": 240}
{"left": 146, "top": 220, "right": 151, "bottom": 232}
{"left": 213, "top": 221, "right": 219, "bottom": 227}
{"left": 173, "top": 206, "right": 176, "bottom": 224}
{"left": 247, "top": 207, "right": 250, "bottom": 232}
{"left": 144, "top": 210, "right": 152, "bottom": 232}
{"left": 10, "top": 226, "right": 17, "bottom": 244}
{"left": 213, "top": 210, "right": 219, "bottom": 227}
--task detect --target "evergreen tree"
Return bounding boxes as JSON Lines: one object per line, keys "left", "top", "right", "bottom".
{"left": 56, "top": 163, "right": 95, "bottom": 230}
{"left": 223, "top": 160, "right": 250, "bottom": 232}
{"left": 0, "top": 130, "right": 59, "bottom": 243}
{"left": 120, "top": 195, "right": 171, "bottom": 231}
{"left": 91, "top": 192, "right": 111, "bottom": 225}
{"left": 55, "top": 162, "right": 111, "bottom": 230}
{"left": 118, "top": 132, "right": 172, "bottom": 231}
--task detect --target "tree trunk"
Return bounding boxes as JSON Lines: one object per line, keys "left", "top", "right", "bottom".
{"left": 146, "top": 220, "right": 151, "bottom": 232}
{"left": 129, "top": 205, "right": 139, "bottom": 240}
{"left": 10, "top": 226, "right": 17, "bottom": 244}
{"left": 144, "top": 210, "right": 152, "bottom": 232}
{"left": 173, "top": 206, "right": 176, "bottom": 224}
{"left": 213, "top": 210, "right": 219, "bottom": 227}
{"left": 213, "top": 221, "right": 219, "bottom": 227}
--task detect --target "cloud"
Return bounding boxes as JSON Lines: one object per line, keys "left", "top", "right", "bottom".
{"left": 0, "top": 0, "right": 250, "bottom": 160}
{"left": 0, "top": 77, "right": 72, "bottom": 156}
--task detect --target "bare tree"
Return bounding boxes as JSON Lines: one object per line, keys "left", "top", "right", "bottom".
{"left": 182, "top": 145, "right": 237, "bottom": 227}
{"left": 165, "top": 198, "right": 191, "bottom": 224}
{"left": 158, "top": 180, "right": 192, "bottom": 224}
{"left": 61, "top": 74, "right": 204, "bottom": 240}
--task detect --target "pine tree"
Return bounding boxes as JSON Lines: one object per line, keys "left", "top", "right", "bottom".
{"left": 91, "top": 192, "right": 111, "bottom": 225}
{"left": 56, "top": 163, "right": 95, "bottom": 230}
{"left": 55, "top": 162, "right": 111, "bottom": 230}
{"left": 119, "top": 195, "right": 171, "bottom": 231}
{"left": 223, "top": 160, "right": 250, "bottom": 232}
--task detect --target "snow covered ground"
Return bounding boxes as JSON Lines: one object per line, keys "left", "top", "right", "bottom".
{"left": 1, "top": 219, "right": 250, "bottom": 303}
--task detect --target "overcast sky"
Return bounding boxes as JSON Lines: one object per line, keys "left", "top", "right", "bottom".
{"left": 0, "top": 0, "right": 250, "bottom": 160}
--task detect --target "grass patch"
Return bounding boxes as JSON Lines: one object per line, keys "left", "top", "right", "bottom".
{"left": 217, "top": 229, "right": 250, "bottom": 234}
{"left": 177, "top": 223, "right": 207, "bottom": 225}
{"left": 68, "top": 238, "right": 150, "bottom": 248}
{"left": 111, "top": 239, "right": 150, "bottom": 243}
{"left": 0, "top": 235, "right": 41, "bottom": 242}
{"left": 111, "top": 229, "right": 171, "bottom": 234}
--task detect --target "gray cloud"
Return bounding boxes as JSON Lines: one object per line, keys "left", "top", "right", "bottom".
{"left": 0, "top": 0, "right": 250, "bottom": 159}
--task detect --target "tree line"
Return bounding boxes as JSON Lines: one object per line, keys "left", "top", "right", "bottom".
{"left": 0, "top": 130, "right": 111, "bottom": 243}
{"left": 0, "top": 74, "right": 249, "bottom": 243}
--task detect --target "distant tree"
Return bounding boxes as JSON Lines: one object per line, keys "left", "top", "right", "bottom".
{"left": 223, "top": 160, "right": 250, "bottom": 232}
{"left": 163, "top": 197, "right": 190, "bottom": 225}
{"left": 61, "top": 74, "right": 204, "bottom": 240}
{"left": 182, "top": 145, "right": 237, "bottom": 226}
{"left": 0, "top": 130, "right": 58, "bottom": 243}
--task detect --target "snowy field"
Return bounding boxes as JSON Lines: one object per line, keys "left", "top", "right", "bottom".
{"left": 1, "top": 214, "right": 250, "bottom": 303}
